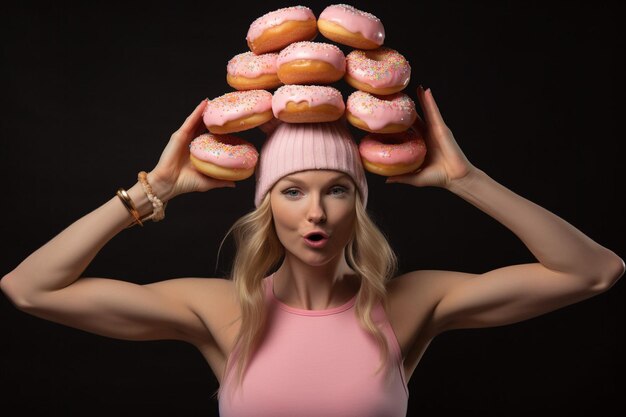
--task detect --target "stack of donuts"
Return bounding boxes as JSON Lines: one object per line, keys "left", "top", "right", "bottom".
{"left": 189, "top": 4, "right": 427, "bottom": 181}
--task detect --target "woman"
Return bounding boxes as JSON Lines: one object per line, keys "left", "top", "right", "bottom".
{"left": 1, "top": 86, "right": 623, "bottom": 416}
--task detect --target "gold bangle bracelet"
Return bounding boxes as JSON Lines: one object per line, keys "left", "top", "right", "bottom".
{"left": 116, "top": 188, "right": 143, "bottom": 227}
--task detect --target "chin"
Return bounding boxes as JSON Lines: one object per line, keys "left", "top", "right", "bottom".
{"left": 282, "top": 246, "right": 338, "bottom": 267}
{"left": 302, "top": 256, "right": 335, "bottom": 267}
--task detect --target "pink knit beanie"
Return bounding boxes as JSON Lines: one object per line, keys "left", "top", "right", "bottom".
{"left": 254, "top": 121, "right": 368, "bottom": 208}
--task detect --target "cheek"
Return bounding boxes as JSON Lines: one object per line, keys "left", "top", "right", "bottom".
{"left": 271, "top": 204, "right": 300, "bottom": 239}
{"left": 333, "top": 207, "right": 356, "bottom": 239}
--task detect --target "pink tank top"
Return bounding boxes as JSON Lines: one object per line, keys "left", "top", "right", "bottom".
{"left": 219, "top": 275, "right": 409, "bottom": 417}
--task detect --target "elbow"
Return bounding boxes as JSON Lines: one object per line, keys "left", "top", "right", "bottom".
{"left": 592, "top": 250, "right": 625, "bottom": 293}
{"left": 1, "top": 272, "right": 33, "bottom": 311}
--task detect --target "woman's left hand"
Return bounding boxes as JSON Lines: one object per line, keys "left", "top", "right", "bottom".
{"left": 386, "top": 86, "right": 475, "bottom": 189}
{"left": 148, "top": 100, "right": 236, "bottom": 201}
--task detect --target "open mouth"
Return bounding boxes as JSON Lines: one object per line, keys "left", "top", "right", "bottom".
{"left": 303, "top": 231, "right": 329, "bottom": 248}
{"left": 307, "top": 233, "right": 325, "bottom": 242}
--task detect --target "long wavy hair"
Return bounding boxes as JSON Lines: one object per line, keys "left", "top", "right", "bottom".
{"left": 218, "top": 187, "right": 398, "bottom": 395}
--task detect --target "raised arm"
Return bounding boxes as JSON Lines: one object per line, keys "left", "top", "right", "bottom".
{"left": 0, "top": 100, "right": 236, "bottom": 344}
{"left": 387, "top": 87, "right": 624, "bottom": 340}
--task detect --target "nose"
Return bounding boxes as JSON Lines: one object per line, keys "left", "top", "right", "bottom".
{"left": 307, "top": 195, "right": 327, "bottom": 224}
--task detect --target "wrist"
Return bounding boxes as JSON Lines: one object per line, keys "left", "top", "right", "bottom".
{"left": 146, "top": 171, "right": 175, "bottom": 203}
{"left": 120, "top": 171, "right": 171, "bottom": 226}
{"left": 446, "top": 166, "right": 487, "bottom": 195}
{"left": 126, "top": 182, "right": 154, "bottom": 219}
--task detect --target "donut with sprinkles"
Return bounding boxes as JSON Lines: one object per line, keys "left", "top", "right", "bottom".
{"left": 277, "top": 41, "right": 346, "bottom": 85}
{"left": 203, "top": 90, "right": 273, "bottom": 134}
{"left": 189, "top": 133, "right": 259, "bottom": 181}
{"left": 227, "top": 52, "right": 282, "bottom": 91}
{"left": 359, "top": 128, "right": 427, "bottom": 176}
{"left": 345, "top": 47, "right": 411, "bottom": 95}
{"left": 272, "top": 85, "right": 346, "bottom": 123}
{"left": 347, "top": 91, "right": 417, "bottom": 133}
{"left": 246, "top": 6, "right": 318, "bottom": 54}
{"left": 318, "top": 4, "right": 385, "bottom": 49}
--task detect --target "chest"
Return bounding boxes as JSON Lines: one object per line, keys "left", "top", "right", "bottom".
{"left": 219, "top": 307, "right": 408, "bottom": 417}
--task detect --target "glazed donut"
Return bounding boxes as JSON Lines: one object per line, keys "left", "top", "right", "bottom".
{"left": 346, "top": 91, "right": 417, "bottom": 134}
{"left": 227, "top": 51, "right": 282, "bottom": 91}
{"left": 246, "top": 6, "right": 318, "bottom": 55}
{"left": 203, "top": 90, "right": 274, "bottom": 134}
{"left": 318, "top": 4, "right": 385, "bottom": 50}
{"left": 277, "top": 41, "right": 346, "bottom": 85}
{"left": 272, "top": 85, "right": 345, "bottom": 123}
{"left": 189, "top": 133, "right": 258, "bottom": 181}
{"left": 345, "top": 47, "right": 411, "bottom": 95}
{"left": 358, "top": 129, "right": 427, "bottom": 176}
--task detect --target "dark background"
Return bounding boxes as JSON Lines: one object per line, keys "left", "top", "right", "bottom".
{"left": 1, "top": 1, "right": 624, "bottom": 416}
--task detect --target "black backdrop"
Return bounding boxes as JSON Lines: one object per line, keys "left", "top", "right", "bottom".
{"left": 2, "top": 1, "right": 624, "bottom": 416}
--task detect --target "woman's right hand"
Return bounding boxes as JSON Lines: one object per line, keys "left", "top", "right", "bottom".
{"left": 147, "top": 99, "right": 236, "bottom": 201}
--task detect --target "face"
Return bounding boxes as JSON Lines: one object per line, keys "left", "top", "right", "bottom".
{"left": 270, "top": 170, "right": 357, "bottom": 267}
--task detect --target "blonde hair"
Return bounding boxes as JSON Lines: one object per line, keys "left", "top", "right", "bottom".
{"left": 218, "top": 189, "right": 398, "bottom": 395}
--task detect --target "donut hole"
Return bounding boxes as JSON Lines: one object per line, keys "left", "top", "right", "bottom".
{"left": 371, "top": 93, "right": 398, "bottom": 101}
{"left": 373, "top": 136, "right": 408, "bottom": 145}
{"left": 363, "top": 50, "right": 386, "bottom": 63}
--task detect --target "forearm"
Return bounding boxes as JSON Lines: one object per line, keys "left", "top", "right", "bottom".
{"left": 1, "top": 180, "right": 156, "bottom": 302}
{"left": 448, "top": 168, "right": 624, "bottom": 284}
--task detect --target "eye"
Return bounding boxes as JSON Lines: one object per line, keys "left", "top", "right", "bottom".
{"left": 281, "top": 188, "right": 302, "bottom": 199}
{"left": 329, "top": 185, "right": 349, "bottom": 196}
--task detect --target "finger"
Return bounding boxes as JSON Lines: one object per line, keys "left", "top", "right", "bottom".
{"left": 387, "top": 166, "right": 434, "bottom": 188}
{"left": 416, "top": 85, "right": 428, "bottom": 124}
{"left": 385, "top": 169, "right": 422, "bottom": 186}
{"left": 385, "top": 174, "right": 407, "bottom": 184}
{"left": 211, "top": 179, "right": 236, "bottom": 189}
{"left": 421, "top": 87, "right": 446, "bottom": 128}
{"left": 178, "top": 99, "right": 208, "bottom": 138}
{"left": 417, "top": 84, "right": 433, "bottom": 131}
{"left": 195, "top": 175, "right": 237, "bottom": 192}
{"left": 412, "top": 111, "right": 427, "bottom": 138}
{"left": 191, "top": 122, "right": 208, "bottom": 140}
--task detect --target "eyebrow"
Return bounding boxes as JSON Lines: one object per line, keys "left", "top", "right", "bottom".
{"left": 280, "top": 173, "right": 353, "bottom": 186}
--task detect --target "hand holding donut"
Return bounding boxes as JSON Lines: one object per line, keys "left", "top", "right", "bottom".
{"left": 148, "top": 100, "right": 236, "bottom": 201}
{"left": 386, "top": 87, "right": 475, "bottom": 189}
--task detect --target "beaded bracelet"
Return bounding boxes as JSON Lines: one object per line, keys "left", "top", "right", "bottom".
{"left": 116, "top": 188, "right": 144, "bottom": 227}
{"left": 137, "top": 171, "right": 166, "bottom": 222}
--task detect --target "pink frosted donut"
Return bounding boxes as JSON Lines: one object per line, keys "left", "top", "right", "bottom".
{"left": 189, "top": 133, "right": 259, "bottom": 181}
{"left": 318, "top": 4, "right": 385, "bottom": 49}
{"left": 203, "top": 90, "right": 274, "bottom": 134}
{"left": 272, "top": 85, "right": 345, "bottom": 123}
{"left": 345, "top": 47, "right": 411, "bottom": 95}
{"left": 226, "top": 51, "right": 282, "bottom": 91}
{"left": 246, "top": 6, "right": 318, "bottom": 54}
{"left": 347, "top": 91, "right": 417, "bottom": 133}
{"left": 277, "top": 41, "right": 346, "bottom": 85}
{"left": 359, "top": 129, "right": 427, "bottom": 176}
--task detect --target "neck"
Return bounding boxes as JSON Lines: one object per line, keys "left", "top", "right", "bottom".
{"left": 273, "top": 253, "right": 358, "bottom": 311}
